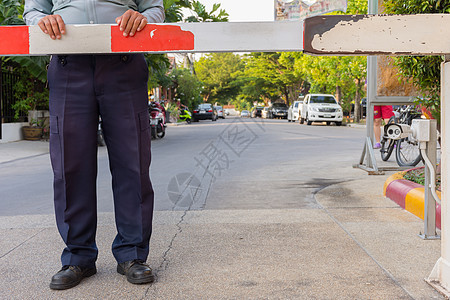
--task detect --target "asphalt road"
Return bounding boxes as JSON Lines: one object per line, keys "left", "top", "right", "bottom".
{"left": 0, "top": 118, "right": 367, "bottom": 216}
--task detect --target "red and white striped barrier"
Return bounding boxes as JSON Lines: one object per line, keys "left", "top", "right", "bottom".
{"left": 0, "top": 22, "right": 304, "bottom": 55}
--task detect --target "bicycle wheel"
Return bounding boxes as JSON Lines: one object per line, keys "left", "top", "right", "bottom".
{"left": 379, "top": 116, "right": 397, "bottom": 161}
{"left": 380, "top": 139, "right": 395, "bottom": 161}
{"left": 395, "top": 137, "right": 422, "bottom": 167}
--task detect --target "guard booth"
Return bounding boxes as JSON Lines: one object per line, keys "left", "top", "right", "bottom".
{"left": 1, "top": 10, "right": 450, "bottom": 297}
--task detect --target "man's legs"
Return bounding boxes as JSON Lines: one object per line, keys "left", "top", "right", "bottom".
{"left": 374, "top": 105, "right": 395, "bottom": 149}
{"left": 93, "top": 54, "right": 154, "bottom": 264}
{"left": 48, "top": 55, "right": 99, "bottom": 268}
{"left": 374, "top": 118, "right": 382, "bottom": 147}
{"left": 373, "top": 105, "right": 383, "bottom": 148}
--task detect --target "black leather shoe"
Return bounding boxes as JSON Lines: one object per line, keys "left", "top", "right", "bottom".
{"left": 49, "top": 265, "right": 97, "bottom": 290}
{"left": 117, "top": 260, "right": 155, "bottom": 284}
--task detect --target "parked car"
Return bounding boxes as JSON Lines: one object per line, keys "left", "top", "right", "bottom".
{"left": 287, "top": 100, "right": 303, "bottom": 122}
{"left": 261, "top": 107, "right": 270, "bottom": 119}
{"left": 251, "top": 106, "right": 264, "bottom": 118}
{"left": 215, "top": 106, "right": 225, "bottom": 119}
{"left": 192, "top": 103, "right": 218, "bottom": 122}
{"left": 268, "top": 102, "right": 289, "bottom": 119}
{"left": 240, "top": 110, "right": 250, "bottom": 118}
{"left": 300, "top": 94, "right": 343, "bottom": 126}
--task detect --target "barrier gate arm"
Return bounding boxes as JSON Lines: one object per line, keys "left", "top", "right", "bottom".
{"left": 0, "top": 22, "right": 304, "bottom": 55}
{"left": 1, "top": 15, "right": 446, "bottom": 55}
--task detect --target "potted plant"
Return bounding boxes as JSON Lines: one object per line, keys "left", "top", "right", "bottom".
{"left": 22, "top": 118, "right": 45, "bottom": 140}
{"left": 11, "top": 77, "right": 49, "bottom": 140}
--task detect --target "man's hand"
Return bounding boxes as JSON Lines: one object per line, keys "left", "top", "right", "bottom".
{"left": 38, "top": 15, "right": 66, "bottom": 40}
{"left": 116, "top": 10, "right": 148, "bottom": 37}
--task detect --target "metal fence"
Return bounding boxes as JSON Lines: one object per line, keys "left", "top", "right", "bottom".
{"left": 1, "top": 70, "right": 26, "bottom": 123}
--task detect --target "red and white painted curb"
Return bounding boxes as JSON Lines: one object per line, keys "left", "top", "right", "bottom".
{"left": 384, "top": 169, "right": 441, "bottom": 229}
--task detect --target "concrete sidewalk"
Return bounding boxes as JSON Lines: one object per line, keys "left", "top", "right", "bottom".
{"left": 0, "top": 141, "right": 444, "bottom": 299}
{"left": 0, "top": 140, "right": 49, "bottom": 164}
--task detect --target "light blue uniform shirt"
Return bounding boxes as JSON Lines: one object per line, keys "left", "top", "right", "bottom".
{"left": 23, "top": 0, "right": 165, "bottom": 25}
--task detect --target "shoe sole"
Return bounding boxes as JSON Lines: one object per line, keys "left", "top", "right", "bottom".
{"left": 49, "top": 268, "right": 97, "bottom": 290}
{"left": 117, "top": 265, "right": 156, "bottom": 284}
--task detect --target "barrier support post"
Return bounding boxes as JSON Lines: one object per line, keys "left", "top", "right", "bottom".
{"left": 420, "top": 119, "right": 439, "bottom": 240}
{"left": 427, "top": 55, "right": 450, "bottom": 296}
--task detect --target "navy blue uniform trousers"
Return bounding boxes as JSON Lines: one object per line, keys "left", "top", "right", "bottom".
{"left": 47, "top": 54, "right": 154, "bottom": 268}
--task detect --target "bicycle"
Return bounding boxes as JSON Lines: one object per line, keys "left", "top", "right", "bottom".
{"left": 379, "top": 105, "right": 422, "bottom": 167}
{"left": 380, "top": 115, "right": 398, "bottom": 161}
{"left": 395, "top": 106, "right": 422, "bottom": 166}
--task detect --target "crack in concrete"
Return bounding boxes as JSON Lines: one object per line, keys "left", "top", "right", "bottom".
{"left": 0, "top": 228, "right": 46, "bottom": 259}
{"left": 145, "top": 167, "right": 214, "bottom": 298}
{"left": 155, "top": 209, "right": 188, "bottom": 274}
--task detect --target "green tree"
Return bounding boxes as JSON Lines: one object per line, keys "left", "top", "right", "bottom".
{"left": 195, "top": 53, "right": 244, "bottom": 104}
{"left": 241, "top": 52, "right": 308, "bottom": 106}
{"left": 164, "top": 0, "right": 228, "bottom": 23}
{"left": 185, "top": 1, "right": 228, "bottom": 22}
{"left": 383, "top": 0, "right": 449, "bottom": 121}
{"left": 169, "top": 68, "right": 203, "bottom": 108}
{"left": 164, "top": 0, "right": 192, "bottom": 22}
{"left": 0, "top": 0, "right": 24, "bottom": 25}
{"left": 231, "top": 95, "right": 252, "bottom": 112}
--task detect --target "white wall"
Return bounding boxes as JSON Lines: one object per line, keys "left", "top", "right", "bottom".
{"left": 0, "top": 122, "right": 27, "bottom": 143}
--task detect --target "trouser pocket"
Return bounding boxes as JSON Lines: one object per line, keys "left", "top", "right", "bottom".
{"left": 49, "top": 115, "right": 63, "bottom": 179}
{"left": 138, "top": 110, "right": 151, "bottom": 174}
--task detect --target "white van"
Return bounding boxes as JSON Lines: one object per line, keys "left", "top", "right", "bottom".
{"left": 300, "top": 94, "right": 343, "bottom": 126}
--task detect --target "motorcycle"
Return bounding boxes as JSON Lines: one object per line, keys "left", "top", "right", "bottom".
{"left": 149, "top": 102, "right": 166, "bottom": 139}
{"left": 179, "top": 107, "right": 192, "bottom": 124}
{"left": 97, "top": 117, "right": 106, "bottom": 146}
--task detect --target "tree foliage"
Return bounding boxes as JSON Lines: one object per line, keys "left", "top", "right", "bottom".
{"left": 194, "top": 53, "right": 243, "bottom": 104}
{"left": 163, "top": 0, "right": 228, "bottom": 23}
{"left": 169, "top": 68, "right": 203, "bottom": 108}
{"left": 0, "top": 0, "right": 24, "bottom": 25}
{"left": 295, "top": 54, "right": 366, "bottom": 118}
{"left": 241, "top": 52, "right": 309, "bottom": 105}
{"left": 383, "top": 0, "right": 449, "bottom": 121}
{"left": 185, "top": 1, "right": 228, "bottom": 22}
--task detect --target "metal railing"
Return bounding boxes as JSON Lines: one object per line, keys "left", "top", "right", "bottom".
{"left": 1, "top": 70, "right": 26, "bottom": 123}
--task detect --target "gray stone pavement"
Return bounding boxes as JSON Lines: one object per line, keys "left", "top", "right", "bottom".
{"left": 0, "top": 140, "right": 444, "bottom": 299}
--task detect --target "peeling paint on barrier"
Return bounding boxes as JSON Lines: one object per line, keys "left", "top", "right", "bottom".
{"left": 304, "top": 14, "right": 450, "bottom": 56}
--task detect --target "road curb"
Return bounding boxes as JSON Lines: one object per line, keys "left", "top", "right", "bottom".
{"left": 384, "top": 170, "right": 441, "bottom": 229}
{"left": 345, "top": 123, "right": 366, "bottom": 128}
{"left": 166, "top": 122, "right": 187, "bottom": 126}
